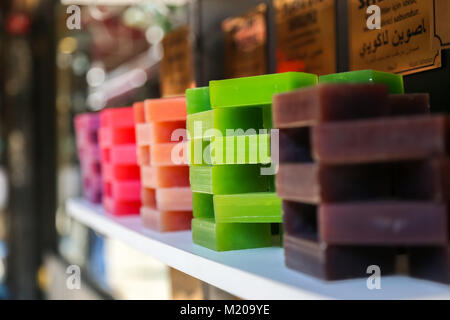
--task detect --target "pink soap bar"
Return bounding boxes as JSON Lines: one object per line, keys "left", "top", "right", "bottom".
{"left": 102, "top": 163, "right": 140, "bottom": 181}
{"left": 78, "top": 145, "right": 101, "bottom": 164}
{"left": 99, "top": 127, "right": 136, "bottom": 147}
{"left": 141, "top": 207, "right": 192, "bottom": 232}
{"left": 136, "top": 123, "right": 152, "bottom": 146}
{"left": 81, "top": 159, "right": 101, "bottom": 177}
{"left": 75, "top": 112, "right": 100, "bottom": 131}
{"left": 141, "top": 166, "right": 190, "bottom": 188}
{"left": 150, "top": 142, "right": 187, "bottom": 166}
{"left": 137, "top": 146, "right": 151, "bottom": 166}
{"left": 151, "top": 121, "right": 187, "bottom": 144}
{"left": 133, "top": 101, "right": 146, "bottom": 124}
{"left": 76, "top": 130, "right": 98, "bottom": 147}
{"left": 142, "top": 188, "right": 156, "bottom": 208}
{"left": 100, "top": 107, "right": 135, "bottom": 128}
{"left": 103, "top": 196, "right": 140, "bottom": 216}
{"left": 101, "top": 145, "right": 138, "bottom": 165}
{"left": 104, "top": 180, "right": 141, "bottom": 201}
{"left": 156, "top": 187, "right": 192, "bottom": 211}
{"left": 144, "top": 97, "right": 187, "bottom": 123}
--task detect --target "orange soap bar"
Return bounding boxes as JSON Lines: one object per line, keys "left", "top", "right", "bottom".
{"left": 151, "top": 120, "right": 187, "bottom": 144}
{"left": 142, "top": 187, "right": 157, "bottom": 208}
{"left": 156, "top": 187, "right": 192, "bottom": 211}
{"left": 141, "top": 166, "right": 190, "bottom": 188}
{"left": 100, "top": 107, "right": 135, "bottom": 128}
{"left": 136, "top": 123, "right": 152, "bottom": 146}
{"left": 133, "top": 101, "right": 145, "bottom": 124}
{"left": 141, "top": 207, "right": 192, "bottom": 232}
{"left": 103, "top": 197, "right": 140, "bottom": 216}
{"left": 144, "top": 97, "right": 187, "bottom": 123}
{"left": 150, "top": 142, "right": 187, "bottom": 166}
{"left": 137, "top": 146, "right": 151, "bottom": 166}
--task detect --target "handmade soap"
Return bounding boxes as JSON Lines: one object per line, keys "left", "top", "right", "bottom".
{"left": 187, "top": 139, "right": 211, "bottom": 165}
{"left": 284, "top": 235, "right": 396, "bottom": 281}
{"left": 150, "top": 142, "right": 187, "bottom": 166}
{"left": 104, "top": 180, "right": 141, "bottom": 201}
{"left": 192, "top": 218, "right": 272, "bottom": 251}
{"left": 144, "top": 97, "right": 187, "bottom": 123}
{"left": 189, "top": 164, "right": 274, "bottom": 195}
{"left": 192, "top": 193, "right": 214, "bottom": 219}
{"left": 388, "top": 93, "right": 430, "bottom": 116}
{"left": 136, "top": 123, "right": 152, "bottom": 146}
{"left": 101, "top": 145, "right": 138, "bottom": 165}
{"left": 103, "top": 197, "right": 140, "bottom": 216}
{"left": 100, "top": 107, "right": 135, "bottom": 128}
{"left": 133, "top": 101, "right": 145, "bottom": 124}
{"left": 210, "top": 72, "right": 318, "bottom": 108}
{"left": 213, "top": 193, "right": 282, "bottom": 223}
{"left": 137, "top": 146, "right": 151, "bottom": 166}
{"left": 98, "top": 127, "right": 136, "bottom": 147}
{"left": 319, "top": 201, "right": 448, "bottom": 245}
{"left": 141, "top": 166, "right": 190, "bottom": 188}
{"left": 319, "top": 70, "right": 404, "bottom": 94}
{"left": 279, "top": 128, "right": 312, "bottom": 163}
{"left": 141, "top": 187, "right": 156, "bottom": 208}
{"left": 409, "top": 246, "right": 450, "bottom": 284}
{"left": 156, "top": 187, "right": 193, "bottom": 211}
{"left": 102, "top": 164, "right": 140, "bottom": 181}
{"left": 151, "top": 120, "right": 186, "bottom": 144}
{"left": 210, "top": 133, "right": 271, "bottom": 165}
{"left": 276, "top": 163, "right": 390, "bottom": 203}
{"left": 186, "top": 87, "right": 211, "bottom": 115}
{"left": 312, "top": 115, "right": 450, "bottom": 164}
{"left": 273, "top": 84, "right": 389, "bottom": 128}
{"left": 141, "top": 207, "right": 192, "bottom": 232}
{"left": 187, "top": 108, "right": 264, "bottom": 140}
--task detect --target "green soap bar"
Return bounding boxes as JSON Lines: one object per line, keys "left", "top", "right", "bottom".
{"left": 192, "top": 218, "right": 272, "bottom": 251}
{"left": 193, "top": 193, "right": 214, "bottom": 219}
{"left": 187, "top": 107, "right": 264, "bottom": 139}
{"left": 187, "top": 139, "right": 212, "bottom": 165}
{"left": 186, "top": 87, "right": 212, "bottom": 115}
{"left": 319, "top": 70, "right": 404, "bottom": 94}
{"left": 189, "top": 164, "right": 274, "bottom": 195}
{"left": 214, "top": 192, "right": 282, "bottom": 223}
{"left": 210, "top": 72, "right": 318, "bottom": 108}
{"left": 210, "top": 133, "right": 271, "bottom": 165}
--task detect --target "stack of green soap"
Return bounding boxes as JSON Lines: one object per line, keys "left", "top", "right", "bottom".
{"left": 187, "top": 72, "right": 318, "bottom": 251}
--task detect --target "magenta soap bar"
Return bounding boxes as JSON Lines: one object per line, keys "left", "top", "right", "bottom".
{"left": 103, "top": 197, "right": 140, "bottom": 216}
{"left": 102, "top": 164, "right": 140, "bottom": 181}
{"left": 101, "top": 145, "right": 138, "bottom": 165}
{"left": 99, "top": 127, "right": 136, "bottom": 147}
{"left": 104, "top": 180, "right": 141, "bottom": 202}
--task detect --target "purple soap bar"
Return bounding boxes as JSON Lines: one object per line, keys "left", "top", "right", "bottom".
{"left": 312, "top": 115, "right": 450, "bottom": 165}
{"left": 276, "top": 163, "right": 390, "bottom": 204}
{"left": 273, "top": 84, "right": 389, "bottom": 128}
{"left": 284, "top": 235, "right": 396, "bottom": 281}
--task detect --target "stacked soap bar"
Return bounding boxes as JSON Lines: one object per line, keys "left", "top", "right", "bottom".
{"left": 273, "top": 70, "right": 448, "bottom": 281}
{"left": 99, "top": 107, "right": 141, "bottom": 215}
{"left": 187, "top": 72, "right": 318, "bottom": 251}
{"left": 133, "top": 98, "right": 192, "bottom": 232}
{"left": 74, "top": 112, "right": 102, "bottom": 203}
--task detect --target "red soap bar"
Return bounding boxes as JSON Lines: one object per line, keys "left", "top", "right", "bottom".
{"left": 101, "top": 145, "right": 138, "bottom": 165}
{"left": 312, "top": 115, "right": 450, "bottom": 164}
{"left": 388, "top": 93, "right": 430, "bottom": 116}
{"left": 103, "top": 180, "right": 141, "bottom": 201}
{"left": 284, "top": 235, "right": 396, "bottom": 281}
{"left": 150, "top": 142, "right": 187, "bottom": 166}
{"left": 156, "top": 187, "right": 192, "bottom": 211}
{"left": 137, "top": 146, "right": 151, "bottom": 166}
{"left": 133, "top": 101, "right": 146, "bottom": 124}
{"left": 99, "top": 127, "right": 136, "bottom": 147}
{"left": 319, "top": 201, "right": 448, "bottom": 245}
{"left": 103, "top": 196, "right": 140, "bottom": 216}
{"left": 142, "top": 187, "right": 156, "bottom": 208}
{"left": 100, "top": 107, "right": 135, "bottom": 128}
{"left": 273, "top": 84, "right": 389, "bottom": 128}
{"left": 102, "top": 163, "right": 140, "bottom": 181}
{"left": 279, "top": 128, "right": 313, "bottom": 163}
{"left": 276, "top": 163, "right": 390, "bottom": 204}
{"left": 141, "top": 166, "right": 190, "bottom": 188}
{"left": 144, "top": 97, "right": 187, "bottom": 123}
{"left": 141, "top": 207, "right": 192, "bottom": 232}
{"left": 136, "top": 123, "right": 152, "bottom": 146}
{"left": 151, "top": 120, "right": 187, "bottom": 144}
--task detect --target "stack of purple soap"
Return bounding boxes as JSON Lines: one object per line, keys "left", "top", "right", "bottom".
{"left": 74, "top": 113, "right": 102, "bottom": 203}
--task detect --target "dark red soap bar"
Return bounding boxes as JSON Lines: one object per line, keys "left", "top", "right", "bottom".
{"left": 276, "top": 163, "right": 391, "bottom": 204}
{"left": 409, "top": 246, "right": 450, "bottom": 284}
{"left": 279, "top": 128, "right": 312, "bottom": 163}
{"left": 273, "top": 84, "right": 389, "bottom": 128}
{"left": 388, "top": 93, "right": 430, "bottom": 116}
{"left": 312, "top": 115, "right": 450, "bottom": 165}
{"left": 284, "top": 235, "right": 396, "bottom": 281}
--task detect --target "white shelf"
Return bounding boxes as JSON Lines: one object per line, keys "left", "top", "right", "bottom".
{"left": 67, "top": 198, "right": 450, "bottom": 300}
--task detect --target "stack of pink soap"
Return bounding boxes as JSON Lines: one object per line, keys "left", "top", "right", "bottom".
{"left": 74, "top": 113, "right": 102, "bottom": 203}
{"left": 134, "top": 98, "right": 192, "bottom": 232}
{"left": 99, "top": 107, "right": 141, "bottom": 215}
